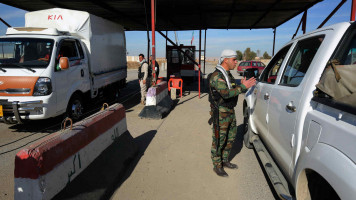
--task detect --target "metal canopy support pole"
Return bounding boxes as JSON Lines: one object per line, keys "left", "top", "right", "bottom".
{"left": 147, "top": 30, "right": 150, "bottom": 63}
{"left": 165, "top": 31, "right": 168, "bottom": 73}
{"left": 166, "top": 31, "right": 168, "bottom": 58}
{"left": 143, "top": 0, "right": 150, "bottom": 59}
{"left": 204, "top": 29, "right": 207, "bottom": 75}
{"left": 351, "top": 0, "right": 356, "bottom": 21}
{"left": 318, "top": 0, "right": 346, "bottom": 29}
{"left": 292, "top": 11, "right": 307, "bottom": 39}
{"left": 0, "top": 17, "right": 11, "bottom": 27}
{"left": 272, "top": 28, "right": 276, "bottom": 56}
{"left": 151, "top": 0, "right": 156, "bottom": 85}
{"left": 199, "top": 29, "right": 202, "bottom": 99}
{"left": 302, "top": 10, "right": 307, "bottom": 34}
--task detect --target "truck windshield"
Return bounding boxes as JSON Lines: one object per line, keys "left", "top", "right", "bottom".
{"left": 0, "top": 38, "right": 54, "bottom": 69}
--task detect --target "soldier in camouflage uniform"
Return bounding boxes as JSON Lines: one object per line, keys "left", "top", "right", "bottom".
{"left": 208, "top": 50, "right": 256, "bottom": 177}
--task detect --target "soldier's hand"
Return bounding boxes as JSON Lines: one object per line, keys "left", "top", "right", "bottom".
{"left": 241, "top": 77, "right": 256, "bottom": 89}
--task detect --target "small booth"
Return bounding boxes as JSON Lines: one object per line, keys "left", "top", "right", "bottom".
{"left": 166, "top": 45, "right": 197, "bottom": 82}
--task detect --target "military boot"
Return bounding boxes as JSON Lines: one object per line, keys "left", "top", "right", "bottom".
{"left": 223, "top": 161, "right": 238, "bottom": 169}
{"left": 213, "top": 167, "right": 228, "bottom": 177}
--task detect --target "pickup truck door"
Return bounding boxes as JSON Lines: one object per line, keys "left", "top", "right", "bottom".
{"left": 252, "top": 45, "right": 292, "bottom": 138}
{"left": 54, "top": 39, "right": 90, "bottom": 114}
{"left": 267, "top": 36, "right": 325, "bottom": 176}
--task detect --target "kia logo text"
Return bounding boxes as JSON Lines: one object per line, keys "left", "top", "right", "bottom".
{"left": 48, "top": 15, "right": 63, "bottom": 20}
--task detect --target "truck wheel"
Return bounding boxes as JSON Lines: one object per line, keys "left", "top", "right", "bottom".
{"left": 66, "top": 94, "right": 84, "bottom": 121}
{"left": 243, "top": 107, "right": 253, "bottom": 149}
{"left": 113, "top": 87, "right": 120, "bottom": 103}
{"left": 109, "top": 85, "right": 120, "bottom": 103}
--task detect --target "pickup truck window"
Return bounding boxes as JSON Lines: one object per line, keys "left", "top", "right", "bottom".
{"left": 280, "top": 36, "right": 324, "bottom": 87}
{"left": 314, "top": 29, "right": 356, "bottom": 113}
{"left": 259, "top": 45, "right": 292, "bottom": 84}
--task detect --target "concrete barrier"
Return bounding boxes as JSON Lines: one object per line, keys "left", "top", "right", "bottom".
{"left": 14, "top": 103, "right": 136, "bottom": 200}
{"left": 139, "top": 81, "right": 173, "bottom": 119}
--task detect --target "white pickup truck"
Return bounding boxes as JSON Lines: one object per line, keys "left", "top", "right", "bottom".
{"left": 244, "top": 22, "right": 356, "bottom": 200}
{"left": 0, "top": 8, "right": 127, "bottom": 123}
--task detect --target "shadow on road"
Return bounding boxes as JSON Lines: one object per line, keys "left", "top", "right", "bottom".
{"left": 53, "top": 130, "right": 157, "bottom": 200}
{"left": 101, "top": 130, "right": 157, "bottom": 199}
{"left": 228, "top": 124, "right": 244, "bottom": 161}
{"left": 7, "top": 115, "right": 64, "bottom": 133}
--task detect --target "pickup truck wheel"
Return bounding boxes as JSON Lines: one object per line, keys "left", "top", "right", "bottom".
{"left": 67, "top": 94, "right": 83, "bottom": 121}
{"left": 243, "top": 107, "right": 253, "bottom": 149}
{"left": 307, "top": 171, "right": 340, "bottom": 200}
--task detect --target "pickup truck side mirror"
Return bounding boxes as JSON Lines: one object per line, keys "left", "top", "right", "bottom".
{"left": 59, "top": 57, "right": 69, "bottom": 70}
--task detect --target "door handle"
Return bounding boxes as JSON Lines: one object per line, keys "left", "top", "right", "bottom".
{"left": 286, "top": 104, "right": 296, "bottom": 112}
{"left": 264, "top": 93, "right": 269, "bottom": 100}
{"left": 81, "top": 69, "right": 84, "bottom": 77}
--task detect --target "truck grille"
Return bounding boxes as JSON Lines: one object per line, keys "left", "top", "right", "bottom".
{"left": 0, "top": 88, "right": 31, "bottom": 94}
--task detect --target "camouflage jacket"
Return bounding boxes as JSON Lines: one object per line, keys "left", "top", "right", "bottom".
{"left": 209, "top": 69, "right": 246, "bottom": 113}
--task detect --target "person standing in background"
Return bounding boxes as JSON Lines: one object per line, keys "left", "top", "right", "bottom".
{"left": 138, "top": 54, "right": 149, "bottom": 105}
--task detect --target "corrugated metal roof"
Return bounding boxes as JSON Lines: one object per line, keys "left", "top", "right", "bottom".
{"left": 1, "top": 0, "right": 322, "bottom": 31}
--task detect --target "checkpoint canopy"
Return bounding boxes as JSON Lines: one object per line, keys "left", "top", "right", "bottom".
{"left": 1, "top": 0, "right": 322, "bottom": 31}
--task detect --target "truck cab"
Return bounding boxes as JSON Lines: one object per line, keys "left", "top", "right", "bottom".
{"left": 0, "top": 8, "right": 127, "bottom": 123}
{"left": 0, "top": 28, "right": 90, "bottom": 123}
{"left": 244, "top": 22, "right": 356, "bottom": 199}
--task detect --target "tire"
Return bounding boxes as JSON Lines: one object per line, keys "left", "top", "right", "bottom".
{"left": 109, "top": 85, "right": 120, "bottom": 103}
{"left": 243, "top": 107, "right": 253, "bottom": 149}
{"left": 307, "top": 172, "right": 340, "bottom": 200}
{"left": 66, "top": 94, "right": 84, "bottom": 121}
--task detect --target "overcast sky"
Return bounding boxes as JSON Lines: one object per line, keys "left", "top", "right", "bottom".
{"left": 0, "top": 0, "right": 353, "bottom": 58}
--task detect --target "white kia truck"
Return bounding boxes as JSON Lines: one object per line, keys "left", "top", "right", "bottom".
{"left": 0, "top": 8, "right": 127, "bottom": 123}
{"left": 244, "top": 22, "right": 356, "bottom": 200}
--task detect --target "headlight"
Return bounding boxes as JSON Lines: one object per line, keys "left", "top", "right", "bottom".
{"left": 33, "top": 77, "right": 52, "bottom": 96}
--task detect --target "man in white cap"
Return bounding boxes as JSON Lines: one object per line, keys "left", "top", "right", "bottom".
{"left": 208, "top": 49, "right": 256, "bottom": 177}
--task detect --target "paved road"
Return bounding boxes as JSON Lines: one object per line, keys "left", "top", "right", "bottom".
{"left": 111, "top": 63, "right": 277, "bottom": 200}
{"left": 0, "top": 65, "right": 277, "bottom": 200}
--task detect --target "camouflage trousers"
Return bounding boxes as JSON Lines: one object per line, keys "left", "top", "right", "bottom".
{"left": 211, "top": 110, "right": 237, "bottom": 168}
